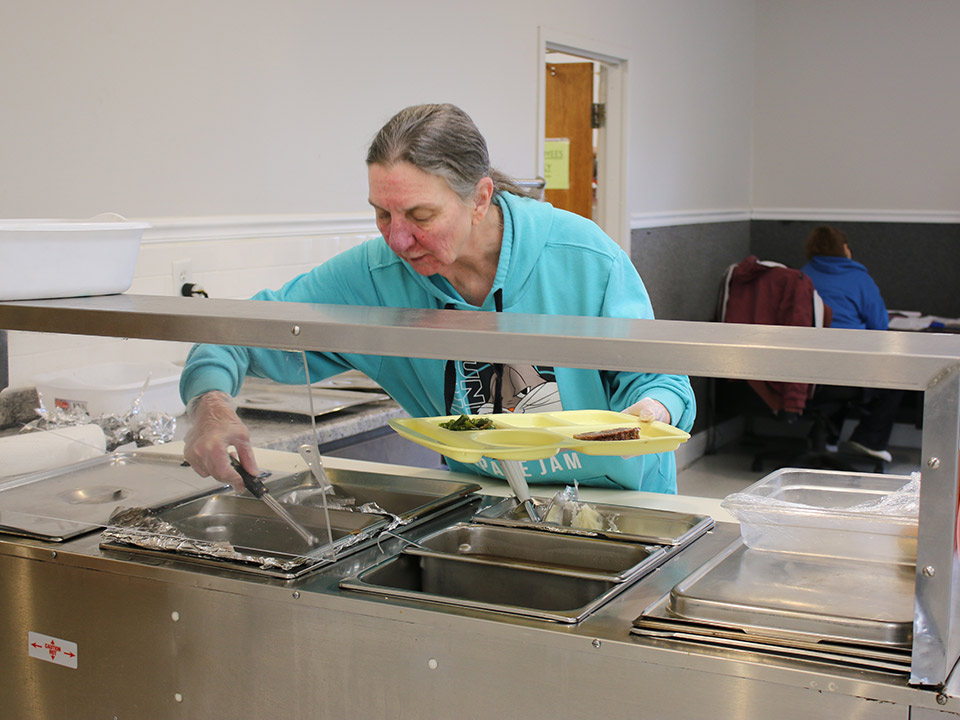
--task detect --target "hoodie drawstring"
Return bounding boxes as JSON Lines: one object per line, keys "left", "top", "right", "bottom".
{"left": 492, "top": 288, "right": 504, "bottom": 414}
{"left": 443, "top": 289, "right": 505, "bottom": 415}
{"left": 443, "top": 302, "right": 457, "bottom": 415}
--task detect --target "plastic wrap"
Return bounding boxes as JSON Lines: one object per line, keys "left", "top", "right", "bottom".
{"left": 721, "top": 470, "right": 919, "bottom": 564}
{"left": 538, "top": 485, "right": 621, "bottom": 532}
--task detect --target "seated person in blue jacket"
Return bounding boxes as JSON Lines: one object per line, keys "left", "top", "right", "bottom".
{"left": 802, "top": 225, "right": 902, "bottom": 462}
{"left": 180, "top": 103, "right": 696, "bottom": 494}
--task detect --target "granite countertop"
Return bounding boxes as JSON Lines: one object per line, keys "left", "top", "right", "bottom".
{"left": 0, "top": 386, "right": 40, "bottom": 429}
{"left": 238, "top": 398, "right": 409, "bottom": 453}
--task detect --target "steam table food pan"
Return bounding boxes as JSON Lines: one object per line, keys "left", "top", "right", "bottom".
{"left": 389, "top": 410, "right": 689, "bottom": 463}
{"left": 101, "top": 468, "right": 481, "bottom": 579}
{"left": 0, "top": 452, "right": 226, "bottom": 541}
{"left": 269, "top": 467, "right": 481, "bottom": 525}
{"left": 342, "top": 507, "right": 710, "bottom": 623}
{"left": 474, "top": 495, "right": 714, "bottom": 547}
{"left": 720, "top": 468, "right": 918, "bottom": 564}
{"left": 235, "top": 378, "right": 389, "bottom": 418}
{"left": 313, "top": 370, "right": 384, "bottom": 392}
{"left": 406, "top": 522, "right": 666, "bottom": 582}
{"left": 101, "top": 493, "right": 390, "bottom": 578}
{"left": 341, "top": 548, "right": 638, "bottom": 624}
{"left": 633, "top": 538, "right": 914, "bottom": 660}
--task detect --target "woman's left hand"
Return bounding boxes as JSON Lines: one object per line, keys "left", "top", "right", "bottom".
{"left": 623, "top": 398, "right": 670, "bottom": 424}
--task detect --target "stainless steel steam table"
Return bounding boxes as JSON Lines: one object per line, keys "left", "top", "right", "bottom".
{"left": 1, "top": 294, "right": 960, "bottom": 719}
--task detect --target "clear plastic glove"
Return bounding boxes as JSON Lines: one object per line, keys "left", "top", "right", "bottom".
{"left": 183, "top": 390, "right": 258, "bottom": 492}
{"left": 622, "top": 398, "right": 671, "bottom": 424}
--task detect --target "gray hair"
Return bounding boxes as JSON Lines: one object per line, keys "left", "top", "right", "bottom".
{"left": 366, "top": 103, "right": 538, "bottom": 201}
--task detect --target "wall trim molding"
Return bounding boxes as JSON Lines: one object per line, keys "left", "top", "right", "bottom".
{"left": 750, "top": 208, "right": 960, "bottom": 224}
{"left": 631, "top": 210, "right": 751, "bottom": 229}
{"left": 137, "top": 206, "right": 959, "bottom": 244}
{"left": 632, "top": 207, "right": 960, "bottom": 230}
{"left": 140, "top": 214, "right": 379, "bottom": 243}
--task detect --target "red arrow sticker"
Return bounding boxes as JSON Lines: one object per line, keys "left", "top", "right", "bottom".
{"left": 28, "top": 631, "right": 78, "bottom": 669}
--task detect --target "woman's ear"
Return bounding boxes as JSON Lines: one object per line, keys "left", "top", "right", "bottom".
{"left": 471, "top": 176, "right": 495, "bottom": 224}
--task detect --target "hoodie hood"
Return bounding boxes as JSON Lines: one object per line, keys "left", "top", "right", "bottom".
{"left": 386, "top": 192, "right": 553, "bottom": 311}
{"left": 805, "top": 255, "right": 871, "bottom": 276}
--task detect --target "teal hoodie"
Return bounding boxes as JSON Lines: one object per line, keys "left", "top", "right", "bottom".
{"left": 180, "top": 192, "right": 696, "bottom": 492}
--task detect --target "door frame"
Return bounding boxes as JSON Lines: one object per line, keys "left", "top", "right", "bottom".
{"left": 537, "top": 27, "right": 631, "bottom": 253}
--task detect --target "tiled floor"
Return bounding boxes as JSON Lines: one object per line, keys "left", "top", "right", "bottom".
{"left": 677, "top": 439, "right": 922, "bottom": 500}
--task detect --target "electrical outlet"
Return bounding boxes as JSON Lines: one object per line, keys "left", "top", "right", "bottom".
{"left": 171, "top": 260, "right": 193, "bottom": 292}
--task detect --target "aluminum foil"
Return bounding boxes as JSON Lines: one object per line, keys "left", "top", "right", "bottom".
{"left": 31, "top": 398, "right": 176, "bottom": 451}
{"left": 282, "top": 486, "right": 356, "bottom": 510}
{"left": 279, "top": 488, "right": 404, "bottom": 527}
{"left": 535, "top": 486, "right": 621, "bottom": 532}
{"left": 103, "top": 505, "right": 381, "bottom": 572}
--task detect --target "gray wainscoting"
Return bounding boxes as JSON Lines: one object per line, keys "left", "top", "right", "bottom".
{"left": 631, "top": 220, "right": 752, "bottom": 322}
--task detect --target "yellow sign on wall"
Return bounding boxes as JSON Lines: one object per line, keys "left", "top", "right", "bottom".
{"left": 544, "top": 138, "right": 570, "bottom": 190}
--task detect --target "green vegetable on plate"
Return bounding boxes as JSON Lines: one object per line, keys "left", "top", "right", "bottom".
{"left": 439, "top": 414, "right": 496, "bottom": 431}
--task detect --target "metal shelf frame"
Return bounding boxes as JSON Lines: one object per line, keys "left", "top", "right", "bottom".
{"left": 2, "top": 293, "right": 960, "bottom": 686}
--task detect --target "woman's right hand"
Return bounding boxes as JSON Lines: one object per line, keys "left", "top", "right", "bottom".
{"left": 183, "top": 390, "right": 258, "bottom": 492}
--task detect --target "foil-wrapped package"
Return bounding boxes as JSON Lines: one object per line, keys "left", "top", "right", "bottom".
{"left": 538, "top": 485, "right": 621, "bottom": 532}
{"left": 32, "top": 395, "right": 176, "bottom": 451}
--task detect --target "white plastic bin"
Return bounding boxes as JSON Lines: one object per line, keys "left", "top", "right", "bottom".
{"left": 0, "top": 213, "right": 149, "bottom": 300}
{"left": 34, "top": 361, "right": 185, "bottom": 417}
{"left": 721, "top": 468, "right": 918, "bottom": 565}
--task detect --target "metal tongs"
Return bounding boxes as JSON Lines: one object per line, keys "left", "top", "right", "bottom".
{"left": 231, "top": 458, "right": 318, "bottom": 547}
{"left": 297, "top": 444, "right": 333, "bottom": 490}
{"left": 501, "top": 459, "right": 541, "bottom": 522}
{"left": 296, "top": 444, "right": 338, "bottom": 556}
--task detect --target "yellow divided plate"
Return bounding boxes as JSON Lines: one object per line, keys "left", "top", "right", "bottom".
{"left": 389, "top": 410, "right": 690, "bottom": 463}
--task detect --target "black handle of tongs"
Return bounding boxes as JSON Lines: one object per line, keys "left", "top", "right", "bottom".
{"left": 231, "top": 457, "right": 267, "bottom": 498}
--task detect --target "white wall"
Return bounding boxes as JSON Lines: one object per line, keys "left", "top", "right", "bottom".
{"left": 9, "top": 1, "right": 956, "bottom": 387}
{"left": 1, "top": 0, "right": 758, "bottom": 388}
{"left": 629, "top": 0, "right": 756, "bottom": 219}
{"left": 753, "top": 0, "right": 960, "bottom": 215}
{"left": 0, "top": 0, "right": 755, "bottom": 219}
{"left": 5, "top": 228, "right": 375, "bottom": 388}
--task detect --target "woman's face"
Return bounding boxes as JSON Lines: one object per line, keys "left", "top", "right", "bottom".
{"left": 368, "top": 162, "right": 477, "bottom": 277}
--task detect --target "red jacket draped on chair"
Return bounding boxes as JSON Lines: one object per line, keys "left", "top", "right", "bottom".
{"left": 720, "top": 256, "right": 832, "bottom": 415}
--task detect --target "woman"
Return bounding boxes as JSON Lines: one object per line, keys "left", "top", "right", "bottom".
{"left": 181, "top": 103, "right": 696, "bottom": 492}
{"left": 801, "top": 226, "right": 888, "bottom": 331}
{"left": 802, "top": 225, "right": 900, "bottom": 461}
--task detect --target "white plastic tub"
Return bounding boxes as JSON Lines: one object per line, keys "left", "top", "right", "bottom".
{"left": 721, "top": 468, "right": 919, "bottom": 565}
{"left": 0, "top": 213, "right": 149, "bottom": 300}
{"left": 34, "top": 361, "right": 185, "bottom": 417}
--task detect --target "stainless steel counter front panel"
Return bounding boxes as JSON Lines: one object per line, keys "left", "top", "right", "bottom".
{"left": 0, "top": 512, "right": 948, "bottom": 720}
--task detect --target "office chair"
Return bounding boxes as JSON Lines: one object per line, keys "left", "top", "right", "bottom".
{"left": 743, "top": 384, "right": 884, "bottom": 474}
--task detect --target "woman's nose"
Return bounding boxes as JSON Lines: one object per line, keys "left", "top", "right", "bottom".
{"left": 386, "top": 220, "right": 415, "bottom": 253}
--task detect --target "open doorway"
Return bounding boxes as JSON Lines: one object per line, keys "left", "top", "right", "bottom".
{"left": 538, "top": 29, "right": 629, "bottom": 252}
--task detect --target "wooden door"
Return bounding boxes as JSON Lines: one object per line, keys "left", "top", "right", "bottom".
{"left": 544, "top": 61, "right": 594, "bottom": 219}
